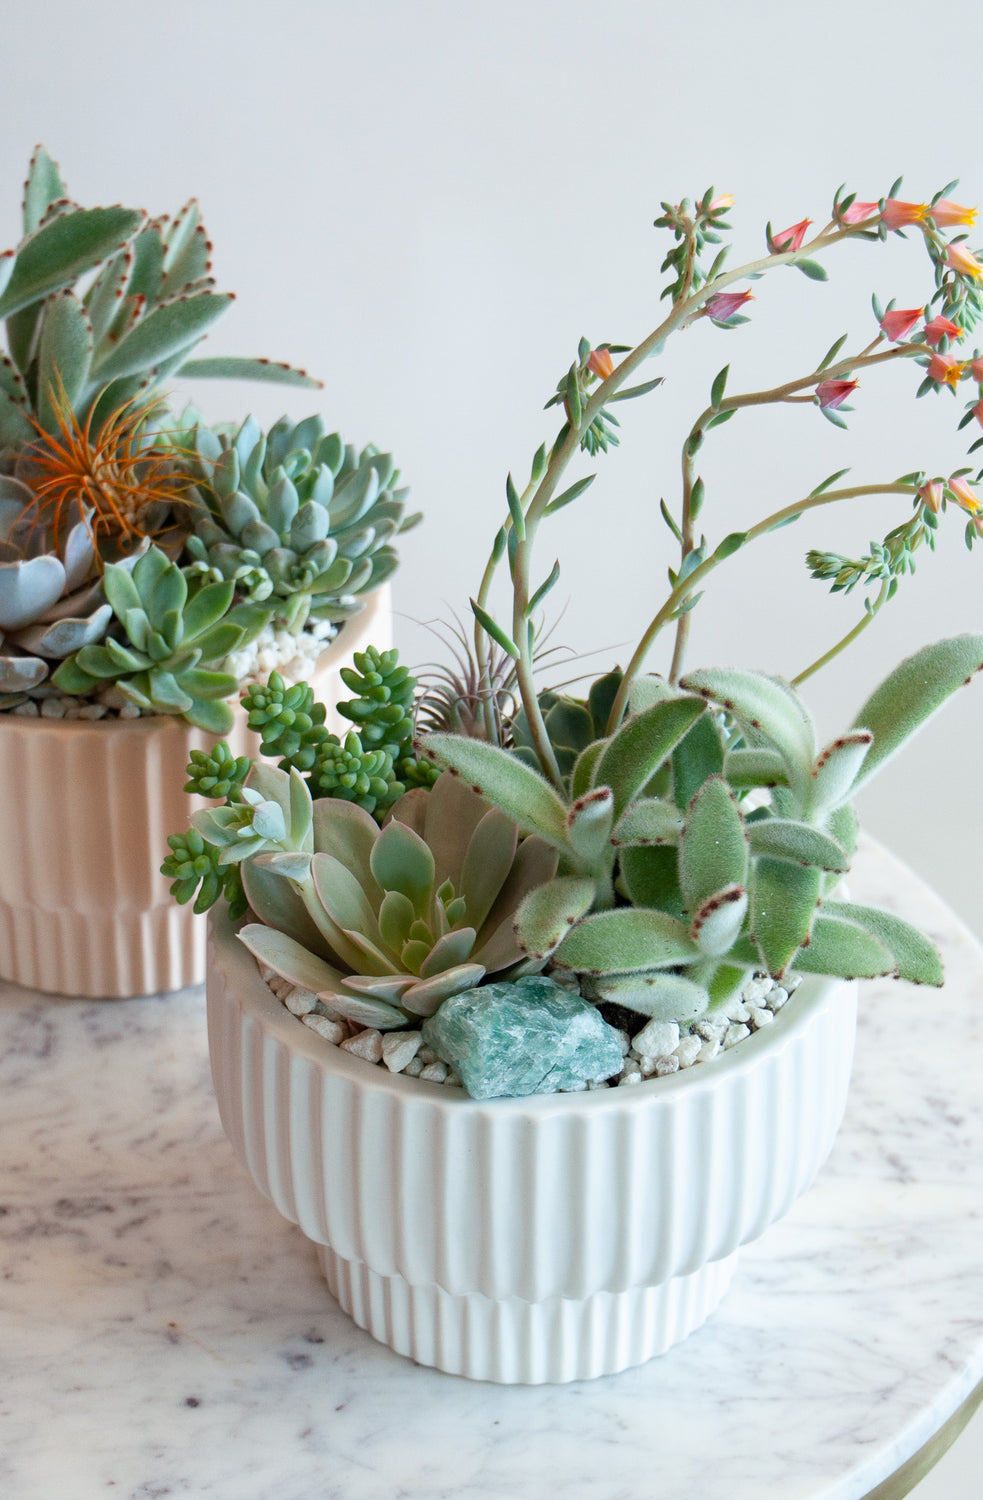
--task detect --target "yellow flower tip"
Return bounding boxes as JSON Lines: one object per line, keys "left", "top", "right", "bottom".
{"left": 709, "top": 193, "right": 735, "bottom": 213}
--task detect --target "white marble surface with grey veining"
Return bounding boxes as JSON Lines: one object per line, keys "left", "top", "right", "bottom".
{"left": 1, "top": 838, "right": 981, "bottom": 1500}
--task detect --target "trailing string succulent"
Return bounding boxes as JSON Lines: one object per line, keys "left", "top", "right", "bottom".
{"left": 0, "top": 148, "right": 406, "bottom": 720}
{"left": 172, "top": 174, "right": 983, "bottom": 1100}
{"left": 177, "top": 412, "right": 420, "bottom": 632}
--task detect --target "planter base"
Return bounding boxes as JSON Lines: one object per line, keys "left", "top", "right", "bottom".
{"left": 317, "top": 1243, "right": 739, "bottom": 1384}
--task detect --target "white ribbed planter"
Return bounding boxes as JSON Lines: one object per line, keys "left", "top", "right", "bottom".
{"left": 207, "top": 905, "right": 858, "bottom": 1384}
{"left": 0, "top": 586, "right": 391, "bottom": 999}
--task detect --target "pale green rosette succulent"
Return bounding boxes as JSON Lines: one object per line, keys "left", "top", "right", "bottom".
{"left": 179, "top": 413, "right": 420, "bottom": 631}
{"left": 220, "top": 769, "right": 559, "bottom": 1030}
{"left": 0, "top": 476, "right": 114, "bottom": 703}
{"left": 52, "top": 544, "right": 270, "bottom": 731}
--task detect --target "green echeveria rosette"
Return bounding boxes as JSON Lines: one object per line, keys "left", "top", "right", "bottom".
{"left": 177, "top": 412, "right": 421, "bottom": 633}
{"left": 231, "top": 770, "right": 561, "bottom": 1032}
{"left": 52, "top": 543, "right": 271, "bottom": 731}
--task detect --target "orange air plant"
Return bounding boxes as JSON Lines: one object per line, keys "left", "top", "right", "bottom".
{"left": 22, "top": 388, "right": 196, "bottom": 565}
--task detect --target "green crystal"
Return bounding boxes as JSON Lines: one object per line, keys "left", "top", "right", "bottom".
{"left": 422, "top": 976, "right": 624, "bottom": 1100}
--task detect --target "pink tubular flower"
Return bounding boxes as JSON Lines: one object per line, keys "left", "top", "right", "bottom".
{"left": 919, "top": 480, "right": 944, "bottom": 514}
{"left": 931, "top": 199, "right": 978, "bottom": 229}
{"left": 973, "top": 400, "right": 983, "bottom": 430}
{"left": 772, "top": 218, "right": 811, "bottom": 252}
{"left": 948, "top": 476, "right": 982, "bottom": 514}
{"left": 927, "top": 352, "right": 966, "bottom": 388}
{"left": 923, "top": 314, "right": 963, "bottom": 346}
{"left": 587, "top": 347, "right": 615, "bottom": 380}
{"left": 879, "top": 307, "right": 923, "bottom": 341}
{"left": 882, "top": 199, "right": 929, "bottom": 230}
{"left": 702, "top": 289, "right": 753, "bottom": 321}
{"left": 840, "top": 200, "right": 880, "bottom": 225}
{"left": 946, "top": 243, "right": 983, "bottom": 279}
{"left": 971, "top": 357, "right": 983, "bottom": 383}
{"left": 816, "top": 378, "right": 858, "bottom": 410}
{"left": 709, "top": 193, "right": 735, "bottom": 213}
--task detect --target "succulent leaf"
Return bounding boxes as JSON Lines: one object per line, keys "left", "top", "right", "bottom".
{"left": 588, "top": 970, "right": 710, "bottom": 1022}
{"left": 0, "top": 206, "right": 145, "bottom": 321}
{"left": 848, "top": 635, "right": 983, "bottom": 797}
{"left": 593, "top": 695, "right": 706, "bottom": 817}
{"left": 750, "top": 856, "right": 822, "bottom": 977}
{"left": 515, "top": 875, "right": 597, "bottom": 960}
{"left": 680, "top": 668, "right": 816, "bottom": 800}
{"left": 806, "top": 732, "right": 873, "bottom": 816}
{"left": 821, "top": 900, "right": 943, "bottom": 985}
{"left": 791, "top": 912, "right": 897, "bottom": 980}
{"left": 555, "top": 907, "right": 698, "bottom": 974}
{"left": 690, "top": 884, "right": 748, "bottom": 956}
{"left": 746, "top": 817, "right": 850, "bottom": 873}
{"left": 419, "top": 732, "right": 570, "bottom": 848}
{"left": 678, "top": 774, "right": 748, "bottom": 913}
{"left": 611, "top": 796, "right": 685, "bottom": 847}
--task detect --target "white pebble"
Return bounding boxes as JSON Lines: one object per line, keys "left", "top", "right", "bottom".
{"left": 302, "top": 1014, "right": 346, "bottom": 1045}
{"left": 12, "top": 701, "right": 39, "bottom": 715}
{"left": 654, "top": 1055, "right": 680, "bottom": 1077}
{"left": 78, "top": 702, "right": 108, "bottom": 720}
{"left": 284, "top": 986, "right": 318, "bottom": 1016}
{"left": 444, "top": 1070, "right": 462, "bottom": 1088}
{"left": 40, "top": 697, "right": 67, "bottom": 718}
{"left": 417, "top": 1045, "right": 436, "bottom": 1065}
{"left": 561, "top": 1081, "right": 588, "bottom": 1093}
{"left": 784, "top": 974, "right": 802, "bottom": 993}
{"left": 382, "top": 1030, "right": 422, "bottom": 1073}
{"left": 723, "top": 1023, "right": 751, "bottom": 1049}
{"left": 119, "top": 702, "right": 141, "bottom": 719}
{"left": 587, "top": 1079, "right": 610, "bottom": 1090}
{"left": 694, "top": 1018, "right": 726, "bottom": 1042}
{"left": 419, "top": 1061, "right": 448, "bottom": 1084}
{"left": 723, "top": 1000, "right": 751, "bottom": 1023}
{"left": 633, "top": 1019, "right": 680, "bottom": 1058}
{"left": 341, "top": 1028, "right": 384, "bottom": 1063}
{"left": 742, "top": 975, "right": 773, "bottom": 1005}
{"left": 697, "top": 1036, "right": 721, "bottom": 1063}
{"left": 748, "top": 1005, "right": 774, "bottom": 1030}
{"left": 768, "top": 986, "right": 789, "bottom": 1010}
{"left": 637, "top": 1055, "right": 657, "bottom": 1077}
{"left": 403, "top": 1057, "right": 424, "bottom": 1077}
{"left": 618, "top": 1070, "right": 643, "bottom": 1086}
{"left": 674, "top": 1035, "right": 703, "bottom": 1068}
{"left": 616, "top": 1029, "right": 631, "bottom": 1056}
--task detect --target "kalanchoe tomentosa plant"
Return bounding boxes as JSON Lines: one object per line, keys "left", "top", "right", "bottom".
{"left": 0, "top": 148, "right": 408, "bottom": 723}
{"left": 173, "top": 175, "right": 983, "bottom": 1099}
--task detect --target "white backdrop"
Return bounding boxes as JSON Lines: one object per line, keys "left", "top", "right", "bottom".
{"left": 3, "top": 0, "right": 982, "bottom": 943}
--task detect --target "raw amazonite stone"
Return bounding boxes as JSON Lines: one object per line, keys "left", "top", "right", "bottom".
{"left": 421, "top": 976, "right": 625, "bottom": 1100}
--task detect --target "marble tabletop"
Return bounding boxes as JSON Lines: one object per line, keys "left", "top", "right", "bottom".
{"left": 1, "top": 839, "right": 981, "bottom": 1500}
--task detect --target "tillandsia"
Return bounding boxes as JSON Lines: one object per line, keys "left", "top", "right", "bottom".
{"left": 171, "top": 175, "right": 983, "bottom": 1100}
{"left": 0, "top": 148, "right": 408, "bottom": 720}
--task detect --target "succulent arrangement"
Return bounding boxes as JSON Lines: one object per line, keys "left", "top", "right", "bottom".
{"left": 173, "top": 177, "right": 983, "bottom": 1097}
{"left": 0, "top": 148, "right": 412, "bottom": 727}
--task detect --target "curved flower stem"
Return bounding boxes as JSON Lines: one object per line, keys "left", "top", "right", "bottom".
{"left": 790, "top": 578, "right": 891, "bottom": 687}
{"left": 477, "top": 221, "right": 883, "bottom": 782}
{"left": 664, "top": 341, "right": 928, "bottom": 686}
{"left": 605, "top": 483, "right": 918, "bottom": 734}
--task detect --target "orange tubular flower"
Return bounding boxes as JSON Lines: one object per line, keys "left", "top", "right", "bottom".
{"left": 948, "top": 476, "right": 982, "bottom": 514}
{"left": 923, "top": 314, "right": 963, "bottom": 346}
{"left": 816, "top": 378, "right": 858, "bottom": 410}
{"left": 587, "top": 348, "right": 615, "bottom": 380}
{"left": 931, "top": 199, "right": 978, "bottom": 229}
{"left": 840, "top": 200, "right": 880, "bottom": 225}
{"left": 771, "top": 218, "right": 812, "bottom": 252}
{"left": 879, "top": 307, "right": 923, "bottom": 341}
{"left": 881, "top": 199, "right": 929, "bottom": 231}
{"left": 927, "top": 352, "right": 966, "bottom": 389}
{"left": 946, "top": 243, "right": 983, "bottom": 279}
{"left": 918, "top": 480, "right": 944, "bottom": 514}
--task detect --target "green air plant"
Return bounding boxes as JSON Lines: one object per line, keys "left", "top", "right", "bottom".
{"left": 0, "top": 147, "right": 318, "bottom": 453}
{"left": 178, "top": 413, "right": 420, "bottom": 632}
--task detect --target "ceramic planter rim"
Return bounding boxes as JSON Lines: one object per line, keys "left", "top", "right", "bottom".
{"left": 211, "top": 903, "right": 851, "bottom": 1115}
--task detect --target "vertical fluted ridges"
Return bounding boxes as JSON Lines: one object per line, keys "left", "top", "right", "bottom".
{"left": 207, "top": 907, "right": 858, "bottom": 1382}
{"left": 0, "top": 586, "right": 392, "bottom": 998}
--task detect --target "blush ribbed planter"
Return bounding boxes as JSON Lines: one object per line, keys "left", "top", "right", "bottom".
{"left": 0, "top": 586, "right": 390, "bottom": 999}
{"left": 207, "top": 903, "right": 858, "bottom": 1384}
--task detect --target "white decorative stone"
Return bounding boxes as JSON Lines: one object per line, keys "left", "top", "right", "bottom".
{"left": 341, "top": 1029, "right": 384, "bottom": 1063}
{"left": 284, "top": 985, "right": 319, "bottom": 1016}
{"left": 748, "top": 1006, "right": 774, "bottom": 1030}
{"left": 697, "top": 1035, "right": 722, "bottom": 1063}
{"left": 40, "top": 697, "right": 67, "bottom": 718}
{"left": 675, "top": 1035, "right": 703, "bottom": 1068}
{"left": 419, "top": 1061, "right": 448, "bottom": 1084}
{"left": 633, "top": 1019, "right": 680, "bottom": 1058}
{"left": 403, "top": 1056, "right": 424, "bottom": 1077}
{"left": 723, "top": 1000, "right": 751, "bottom": 1023}
{"left": 382, "top": 1031, "right": 423, "bottom": 1073}
{"left": 768, "top": 986, "right": 790, "bottom": 1010}
{"left": 694, "top": 1018, "right": 726, "bottom": 1041}
{"left": 618, "top": 1069, "right": 643, "bottom": 1086}
{"left": 654, "top": 1055, "right": 680, "bottom": 1077}
{"left": 723, "top": 1023, "right": 751, "bottom": 1049}
{"left": 301, "top": 1014, "right": 346, "bottom": 1045}
{"left": 742, "top": 975, "right": 773, "bottom": 1004}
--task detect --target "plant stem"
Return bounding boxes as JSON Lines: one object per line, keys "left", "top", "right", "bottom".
{"left": 790, "top": 579, "right": 891, "bottom": 686}
{"left": 604, "top": 483, "right": 917, "bottom": 733}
